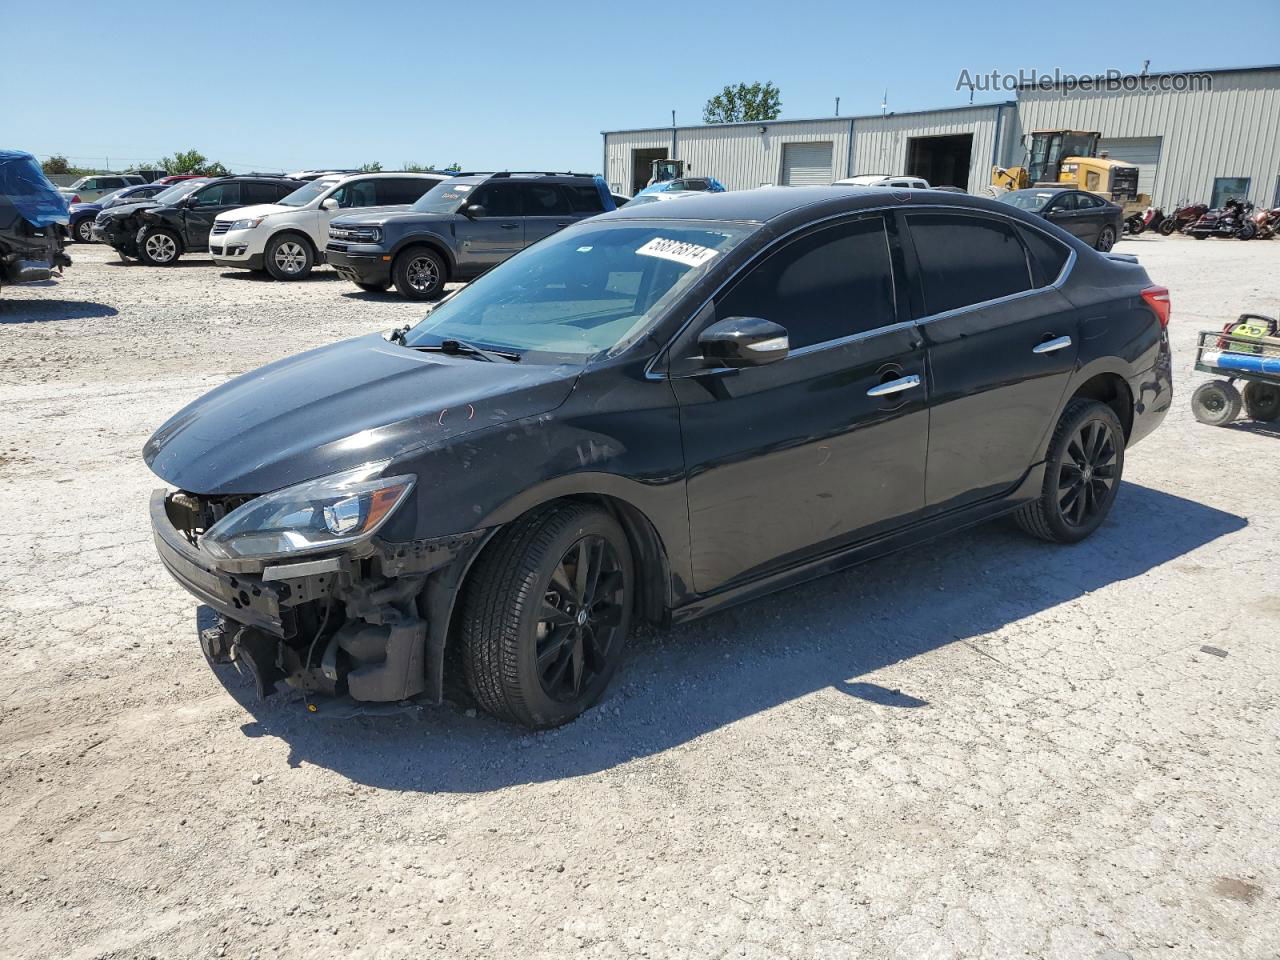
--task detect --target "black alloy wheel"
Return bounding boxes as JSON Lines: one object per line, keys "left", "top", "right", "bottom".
{"left": 1095, "top": 225, "right": 1117, "bottom": 252}
{"left": 1015, "top": 399, "right": 1125, "bottom": 543}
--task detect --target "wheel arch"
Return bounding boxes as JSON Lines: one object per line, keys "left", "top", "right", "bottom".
{"left": 390, "top": 235, "right": 456, "bottom": 276}
{"left": 1069, "top": 370, "right": 1135, "bottom": 441}
{"left": 267, "top": 227, "right": 318, "bottom": 259}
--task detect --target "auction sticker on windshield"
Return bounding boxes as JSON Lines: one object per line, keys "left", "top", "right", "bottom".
{"left": 636, "top": 237, "right": 720, "bottom": 268}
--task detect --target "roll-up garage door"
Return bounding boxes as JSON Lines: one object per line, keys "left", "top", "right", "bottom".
{"left": 1098, "top": 137, "right": 1162, "bottom": 198}
{"left": 781, "top": 142, "right": 833, "bottom": 186}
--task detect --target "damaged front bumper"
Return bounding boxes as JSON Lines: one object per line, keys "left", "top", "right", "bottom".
{"left": 150, "top": 488, "right": 486, "bottom": 705}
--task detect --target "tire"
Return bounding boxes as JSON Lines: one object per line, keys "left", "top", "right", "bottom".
{"left": 1094, "top": 225, "right": 1117, "bottom": 252}
{"left": 137, "top": 227, "right": 182, "bottom": 266}
{"left": 1158, "top": 218, "right": 1179, "bottom": 236}
{"left": 1242, "top": 381, "right": 1280, "bottom": 421}
{"left": 1193, "top": 232, "right": 1208, "bottom": 239}
{"left": 74, "top": 218, "right": 95, "bottom": 243}
{"left": 1125, "top": 216, "right": 1144, "bottom": 235}
{"left": 1014, "top": 399, "right": 1125, "bottom": 544}
{"left": 356, "top": 280, "right": 390, "bottom": 293}
{"left": 1235, "top": 221, "right": 1257, "bottom": 241}
{"left": 264, "top": 233, "right": 315, "bottom": 280}
{"left": 392, "top": 246, "right": 446, "bottom": 301}
{"left": 1191, "top": 380, "right": 1242, "bottom": 426}
{"left": 459, "top": 503, "right": 634, "bottom": 728}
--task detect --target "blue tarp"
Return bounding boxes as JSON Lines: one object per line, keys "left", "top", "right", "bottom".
{"left": 636, "top": 177, "right": 727, "bottom": 198}
{"left": 0, "top": 149, "right": 70, "bottom": 227}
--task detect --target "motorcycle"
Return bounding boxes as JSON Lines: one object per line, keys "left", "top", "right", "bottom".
{"left": 1238, "top": 206, "right": 1280, "bottom": 241}
{"left": 1186, "top": 198, "right": 1255, "bottom": 240}
{"left": 1158, "top": 200, "right": 1209, "bottom": 235}
{"left": 1129, "top": 206, "right": 1165, "bottom": 235}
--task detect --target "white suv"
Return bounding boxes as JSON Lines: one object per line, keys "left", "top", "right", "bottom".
{"left": 209, "top": 172, "right": 449, "bottom": 280}
{"left": 834, "top": 174, "right": 931, "bottom": 189}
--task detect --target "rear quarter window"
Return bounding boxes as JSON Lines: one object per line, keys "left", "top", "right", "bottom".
{"left": 907, "top": 213, "right": 1033, "bottom": 315}
{"left": 1017, "top": 224, "right": 1071, "bottom": 287}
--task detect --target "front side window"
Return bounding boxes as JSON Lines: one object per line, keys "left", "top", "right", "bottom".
{"left": 469, "top": 182, "right": 522, "bottom": 217}
{"left": 1048, "top": 193, "right": 1078, "bottom": 212}
{"left": 716, "top": 216, "right": 896, "bottom": 351}
{"left": 403, "top": 221, "right": 751, "bottom": 360}
{"left": 332, "top": 179, "right": 378, "bottom": 208}
{"left": 190, "top": 182, "right": 241, "bottom": 207}
{"left": 907, "top": 213, "right": 1032, "bottom": 316}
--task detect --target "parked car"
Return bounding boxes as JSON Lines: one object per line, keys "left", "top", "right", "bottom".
{"left": 1, "top": 150, "right": 71, "bottom": 295}
{"left": 68, "top": 182, "right": 168, "bottom": 242}
{"left": 622, "top": 191, "right": 706, "bottom": 208}
{"left": 145, "top": 186, "right": 1172, "bottom": 728}
{"left": 835, "top": 175, "right": 931, "bottom": 189}
{"left": 95, "top": 175, "right": 302, "bottom": 265}
{"left": 209, "top": 171, "right": 449, "bottom": 281}
{"left": 326, "top": 172, "right": 616, "bottom": 299}
{"left": 927, "top": 185, "right": 967, "bottom": 194}
{"left": 58, "top": 172, "right": 145, "bottom": 203}
{"left": 996, "top": 187, "right": 1123, "bottom": 252}
{"left": 154, "top": 174, "right": 208, "bottom": 185}
{"left": 635, "top": 177, "right": 727, "bottom": 198}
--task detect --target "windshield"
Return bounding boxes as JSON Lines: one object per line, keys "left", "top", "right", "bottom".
{"left": 150, "top": 179, "right": 209, "bottom": 205}
{"left": 278, "top": 178, "right": 340, "bottom": 207}
{"left": 411, "top": 179, "right": 475, "bottom": 214}
{"left": 997, "top": 190, "right": 1057, "bottom": 212}
{"left": 403, "top": 220, "right": 752, "bottom": 360}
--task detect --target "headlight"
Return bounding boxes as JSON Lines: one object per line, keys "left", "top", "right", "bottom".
{"left": 201, "top": 463, "right": 415, "bottom": 560}
{"left": 329, "top": 224, "right": 382, "bottom": 243}
{"left": 229, "top": 216, "right": 266, "bottom": 230}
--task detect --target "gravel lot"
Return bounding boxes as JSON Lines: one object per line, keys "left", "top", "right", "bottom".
{"left": 1, "top": 237, "right": 1278, "bottom": 960}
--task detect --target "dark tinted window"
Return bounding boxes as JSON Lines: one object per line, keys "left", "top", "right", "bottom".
{"left": 274, "top": 181, "right": 299, "bottom": 200}
{"left": 907, "top": 213, "right": 1032, "bottom": 315}
{"left": 522, "top": 183, "right": 573, "bottom": 216}
{"left": 190, "top": 182, "right": 241, "bottom": 207}
{"left": 469, "top": 182, "right": 521, "bottom": 217}
{"left": 716, "top": 216, "right": 896, "bottom": 350}
{"left": 378, "top": 178, "right": 434, "bottom": 205}
{"left": 564, "top": 184, "right": 605, "bottom": 213}
{"left": 1077, "top": 193, "right": 1105, "bottom": 209}
{"left": 1017, "top": 224, "right": 1071, "bottom": 287}
{"left": 332, "top": 179, "right": 379, "bottom": 208}
{"left": 242, "top": 181, "right": 283, "bottom": 205}
{"left": 1049, "top": 193, "right": 1078, "bottom": 212}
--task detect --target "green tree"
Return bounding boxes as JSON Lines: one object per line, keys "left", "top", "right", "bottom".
{"left": 702, "top": 82, "right": 782, "bottom": 124}
{"left": 41, "top": 155, "right": 71, "bottom": 175}
{"left": 360, "top": 161, "right": 384, "bottom": 172}
{"left": 155, "top": 149, "right": 228, "bottom": 176}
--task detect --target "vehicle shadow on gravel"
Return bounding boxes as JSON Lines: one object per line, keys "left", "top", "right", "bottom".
{"left": 0, "top": 299, "right": 118, "bottom": 323}
{"left": 217, "top": 269, "right": 346, "bottom": 282}
{"left": 219, "top": 481, "right": 1245, "bottom": 794}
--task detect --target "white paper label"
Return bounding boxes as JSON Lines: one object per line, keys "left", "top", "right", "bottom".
{"left": 636, "top": 237, "right": 719, "bottom": 268}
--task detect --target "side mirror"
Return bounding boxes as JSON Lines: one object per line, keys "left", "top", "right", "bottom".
{"left": 463, "top": 203, "right": 486, "bottom": 218}
{"left": 320, "top": 197, "right": 339, "bottom": 211}
{"left": 698, "top": 316, "right": 789, "bottom": 368}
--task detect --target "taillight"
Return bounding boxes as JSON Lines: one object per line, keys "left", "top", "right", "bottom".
{"left": 70, "top": 194, "right": 81, "bottom": 204}
{"left": 1142, "top": 285, "right": 1170, "bottom": 328}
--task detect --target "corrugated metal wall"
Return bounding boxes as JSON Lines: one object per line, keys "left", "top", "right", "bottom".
{"left": 851, "top": 107, "right": 1002, "bottom": 195}
{"left": 675, "top": 120, "right": 852, "bottom": 191}
{"left": 1013, "top": 69, "right": 1280, "bottom": 207}
{"left": 603, "top": 129, "right": 674, "bottom": 195}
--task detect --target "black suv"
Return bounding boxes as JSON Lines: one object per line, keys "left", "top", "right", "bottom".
{"left": 0, "top": 150, "right": 72, "bottom": 296}
{"left": 94, "top": 175, "right": 302, "bottom": 265}
{"left": 326, "top": 172, "right": 616, "bottom": 299}
{"left": 147, "top": 187, "right": 1171, "bottom": 728}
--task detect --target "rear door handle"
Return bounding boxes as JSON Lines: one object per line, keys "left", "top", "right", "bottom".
{"left": 500, "top": 223, "right": 519, "bottom": 230}
{"left": 866, "top": 374, "right": 921, "bottom": 397}
{"left": 1033, "top": 335, "right": 1072, "bottom": 354}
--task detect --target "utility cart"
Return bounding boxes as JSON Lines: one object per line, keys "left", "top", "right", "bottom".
{"left": 1191, "top": 314, "right": 1280, "bottom": 425}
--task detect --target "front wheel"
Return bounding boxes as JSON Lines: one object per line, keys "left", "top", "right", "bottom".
{"left": 392, "top": 247, "right": 446, "bottom": 300}
{"left": 1014, "top": 399, "right": 1125, "bottom": 544}
{"left": 1158, "top": 218, "right": 1179, "bottom": 236}
{"left": 1242, "top": 381, "right": 1280, "bottom": 421}
{"left": 1095, "top": 225, "right": 1117, "bottom": 252}
{"left": 74, "top": 218, "right": 95, "bottom": 243}
{"left": 1191, "top": 380, "right": 1242, "bottom": 425}
{"left": 137, "top": 227, "right": 182, "bottom": 266}
{"left": 1235, "top": 221, "right": 1257, "bottom": 241}
{"left": 265, "top": 234, "right": 315, "bottom": 280}
{"left": 459, "top": 503, "right": 633, "bottom": 728}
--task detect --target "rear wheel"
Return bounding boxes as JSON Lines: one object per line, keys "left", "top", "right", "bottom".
{"left": 1014, "top": 399, "right": 1125, "bottom": 544}
{"left": 459, "top": 503, "right": 633, "bottom": 728}
{"left": 1094, "top": 225, "right": 1117, "bottom": 252}
{"left": 1158, "top": 218, "right": 1179, "bottom": 236}
{"left": 1235, "top": 221, "right": 1258, "bottom": 241}
{"left": 392, "top": 246, "right": 446, "bottom": 300}
{"left": 1242, "top": 381, "right": 1280, "bottom": 421}
{"left": 1191, "top": 380, "right": 1242, "bottom": 425}
{"left": 265, "top": 233, "right": 315, "bottom": 280}
{"left": 137, "top": 228, "right": 181, "bottom": 266}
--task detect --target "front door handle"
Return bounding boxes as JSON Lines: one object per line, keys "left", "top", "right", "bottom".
{"left": 499, "top": 223, "right": 519, "bottom": 230}
{"left": 1033, "top": 335, "right": 1072, "bottom": 354}
{"left": 866, "top": 374, "right": 921, "bottom": 397}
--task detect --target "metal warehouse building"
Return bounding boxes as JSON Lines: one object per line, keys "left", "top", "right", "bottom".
{"left": 603, "top": 65, "right": 1280, "bottom": 209}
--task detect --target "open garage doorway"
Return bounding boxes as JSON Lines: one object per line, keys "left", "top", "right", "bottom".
{"left": 631, "top": 148, "right": 668, "bottom": 196}
{"left": 906, "top": 133, "right": 973, "bottom": 189}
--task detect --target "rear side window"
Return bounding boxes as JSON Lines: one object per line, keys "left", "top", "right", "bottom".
{"left": 564, "top": 184, "right": 605, "bottom": 213}
{"left": 907, "top": 213, "right": 1032, "bottom": 315}
{"left": 716, "top": 216, "right": 896, "bottom": 350}
{"left": 1017, "top": 225, "right": 1071, "bottom": 287}
{"left": 522, "top": 183, "right": 573, "bottom": 216}
{"left": 243, "top": 181, "right": 282, "bottom": 205}
{"left": 378, "top": 178, "right": 434, "bottom": 205}
{"left": 190, "top": 182, "right": 241, "bottom": 207}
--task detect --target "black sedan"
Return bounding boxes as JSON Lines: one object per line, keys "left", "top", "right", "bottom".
{"left": 145, "top": 187, "right": 1172, "bottom": 728}
{"left": 997, "top": 187, "right": 1123, "bottom": 252}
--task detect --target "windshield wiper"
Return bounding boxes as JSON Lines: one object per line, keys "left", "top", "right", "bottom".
{"left": 412, "top": 337, "right": 521, "bottom": 363}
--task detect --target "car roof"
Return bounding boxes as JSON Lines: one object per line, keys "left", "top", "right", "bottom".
{"left": 600, "top": 185, "right": 1052, "bottom": 227}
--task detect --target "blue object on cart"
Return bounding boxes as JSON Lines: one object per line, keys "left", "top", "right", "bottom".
{"left": 1202, "top": 350, "right": 1280, "bottom": 375}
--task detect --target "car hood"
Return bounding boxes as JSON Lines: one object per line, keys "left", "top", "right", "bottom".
{"left": 215, "top": 202, "right": 290, "bottom": 222}
{"left": 331, "top": 210, "right": 454, "bottom": 228}
{"left": 69, "top": 202, "right": 102, "bottom": 214}
{"left": 144, "top": 332, "right": 580, "bottom": 495}
{"left": 100, "top": 199, "right": 163, "bottom": 220}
